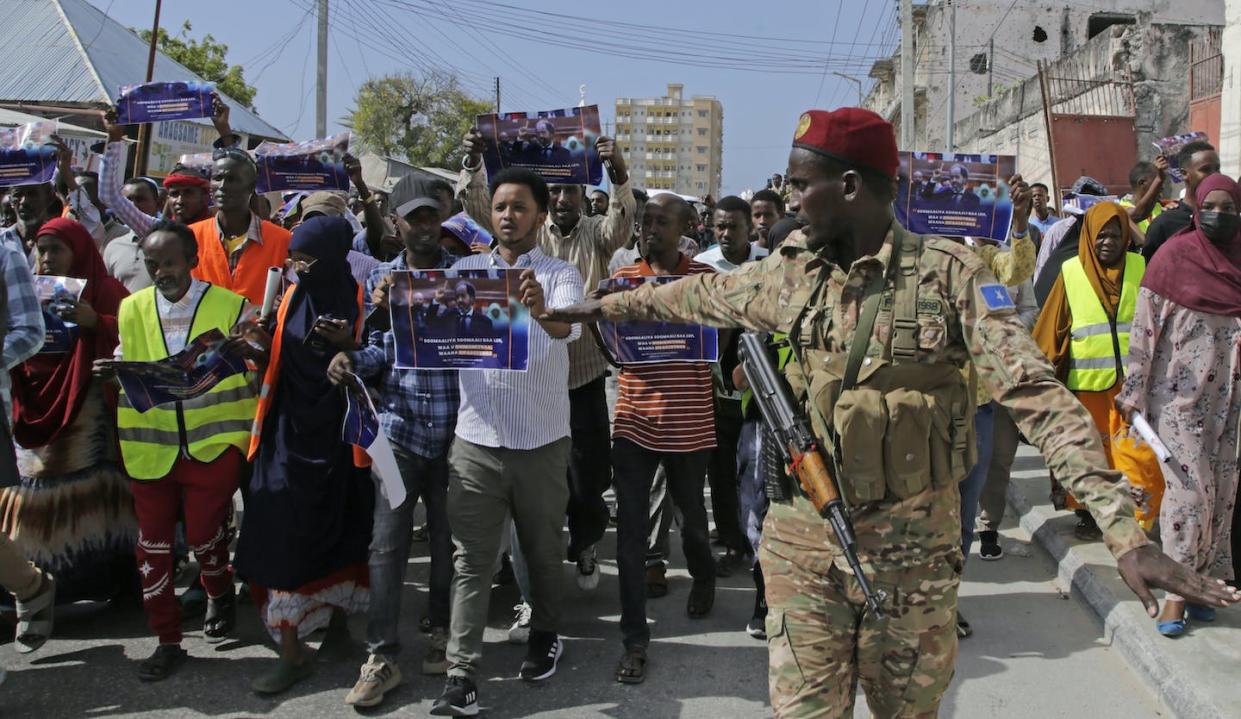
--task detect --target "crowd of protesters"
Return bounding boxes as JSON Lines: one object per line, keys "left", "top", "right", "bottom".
{"left": 0, "top": 89, "right": 1237, "bottom": 718}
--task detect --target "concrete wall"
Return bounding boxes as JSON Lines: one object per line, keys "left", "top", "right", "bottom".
{"left": 954, "top": 21, "right": 1219, "bottom": 193}
{"left": 865, "top": 0, "right": 1225, "bottom": 151}
{"left": 1221, "top": 0, "right": 1241, "bottom": 176}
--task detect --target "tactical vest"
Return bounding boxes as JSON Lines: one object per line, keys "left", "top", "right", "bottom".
{"left": 1061, "top": 252, "right": 1143, "bottom": 392}
{"left": 786, "top": 233, "right": 975, "bottom": 507}
{"left": 116, "top": 285, "right": 257, "bottom": 480}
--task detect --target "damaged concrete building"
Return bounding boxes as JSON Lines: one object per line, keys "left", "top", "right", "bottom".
{"left": 861, "top": 0, "right": 1225, "bottom": 194}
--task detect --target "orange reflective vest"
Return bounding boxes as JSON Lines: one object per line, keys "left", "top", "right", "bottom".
{"left": 191, "top": 216, "right": 292, "bottom": 305}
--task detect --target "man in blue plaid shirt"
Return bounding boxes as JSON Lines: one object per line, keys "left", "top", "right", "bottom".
{"left": 328, "top": 176, "right": 460, "bottom": 709}
{"left": 0, "top": 188, "right": 49, "bottom": 425}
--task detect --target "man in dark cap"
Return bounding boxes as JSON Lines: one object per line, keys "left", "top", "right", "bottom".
{"left": 543, "top": 107, "right": 1240, "bottom": 716}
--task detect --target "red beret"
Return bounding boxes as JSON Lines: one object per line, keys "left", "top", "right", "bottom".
{"left": 792, "top": 108, "right": 899, "bottom": 179}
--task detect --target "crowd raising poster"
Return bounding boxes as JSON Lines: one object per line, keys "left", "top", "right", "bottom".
{"left": 0, "top": 121, "right": 57, "bottom": 187}
{"left": 476, "top": 105, "right": 604, "bottom": 185}
{"left": 115, "top": 81, "right": 216, "bottom": 124}
{"left": 894, "top": 152, "right": 1017, "bottom": 242}
{"left": 254, "top": 132, "right": 350, "bottom": 193}
{"left": 109, "top": 329, "right": 249, "bottom": 413}
{"left": 389, "top": 269, "right": 530, "bottom": 371}
{"left": 596, "top": 277, "right": 719, "bottom": 364}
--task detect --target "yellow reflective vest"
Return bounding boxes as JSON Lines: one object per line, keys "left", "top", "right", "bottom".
{"left": 116, "top": 284, "right": 256, "bottom": 480}
{"left": 1062, "top": 252, "right": 1145, "bottom": 392}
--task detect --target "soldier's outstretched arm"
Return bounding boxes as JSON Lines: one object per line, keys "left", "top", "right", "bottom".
{"left": 958, "top": 265, "right": 1241, "bottom": 614}
{"left": 542, "top": 251, "right": 785, "bottom": 331}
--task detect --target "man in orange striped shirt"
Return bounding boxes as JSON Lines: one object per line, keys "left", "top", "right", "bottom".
{"left": 609, "top": 194, "right": 718, "bottom": 685}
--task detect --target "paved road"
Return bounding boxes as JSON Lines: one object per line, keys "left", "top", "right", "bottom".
{"left": 2, "top": 493, "right": 1166, "bottom": 719}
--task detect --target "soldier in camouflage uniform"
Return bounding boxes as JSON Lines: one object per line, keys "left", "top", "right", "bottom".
{"left": 546, "top": 108, "right": 1240, "bottom": 718}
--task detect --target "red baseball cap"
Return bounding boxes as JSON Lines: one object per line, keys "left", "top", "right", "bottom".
{"left": 792, "top": 108, "right": 900, "bottom": 180}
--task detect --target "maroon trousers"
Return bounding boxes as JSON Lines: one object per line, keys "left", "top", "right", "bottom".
{"left": 131, "top": 449, "right": 242, "bottom": 645}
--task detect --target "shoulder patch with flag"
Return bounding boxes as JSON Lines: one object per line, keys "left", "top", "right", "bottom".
{"left": 978, "top": 283, "right": 1015, "bottom": 311}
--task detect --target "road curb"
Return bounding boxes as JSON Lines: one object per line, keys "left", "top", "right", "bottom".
{"left": 1005, "top": 479, "right": 1229, "bottom": 719}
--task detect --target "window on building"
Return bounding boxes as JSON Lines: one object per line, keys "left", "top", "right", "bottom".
{"left": 1087, "top": 13, "right": 1134, "bottom": 38}
{"left": 696, "top": 164, "right": 706, "bottom": 172}
{"left": 697, "top": 128, "right": 707, "bottom": 136}
{"left": 698, "top": 110, "right": 708, "bottom": 118}
{"left": 697, "top": 146, "right": 706, "bottom": 155}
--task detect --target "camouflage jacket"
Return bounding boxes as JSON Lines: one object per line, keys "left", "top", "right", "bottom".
{"left": 602, "top": 222, "right": 1148, "bottom": 569}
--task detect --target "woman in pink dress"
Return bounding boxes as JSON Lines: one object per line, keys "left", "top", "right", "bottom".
{"left": 1117, "top": 174, "right": 1241, "bottom": 637}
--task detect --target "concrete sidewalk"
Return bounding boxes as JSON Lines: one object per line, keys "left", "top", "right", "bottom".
{"left": 1003, "top": 446, "right": 1241, "bottom": 719}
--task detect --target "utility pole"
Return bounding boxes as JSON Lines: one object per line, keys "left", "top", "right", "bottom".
{"left": 900, "top": 0, "right": 915, "bottom": 150}
{"left": 315, "top": 0, "right": 328, "bottom": 138}
{"left": 494, "top": 77, "right": 501, "bottom": 114}
{"left": 987, "top": 37, "right": 994, "bottom": 97}
{"left": 831, "top": 72, "right": 864, "bottom": 105}
{"left": 946, "top": 0, "right": 957, "bottom": 152}
{"left": 134, "top": 0, "right": 162, "bottom": 176}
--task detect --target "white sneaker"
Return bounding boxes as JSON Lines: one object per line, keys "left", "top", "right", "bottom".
{"left": 507, "top": 602, "right": 532, "bottom": 644}
{"left": 345, "top": 654, "right": 402, "bottom": 707}
{"left": 576, "top": 545, "right": 600, "bottom": 592}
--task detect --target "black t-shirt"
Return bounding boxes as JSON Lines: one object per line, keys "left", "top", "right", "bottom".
{"left": 1141, "top": 201, "right": 1193, "bottom": 262}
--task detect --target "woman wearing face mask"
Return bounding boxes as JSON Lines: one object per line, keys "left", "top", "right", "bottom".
{"left": 1117, "top": 174, "right": 1241, "bottom": 637}
{"left": 233, "top": 216, "right": 373, "bottom": 694}
{"left": 0, "top": 218, "right": 135, "bottom": 607}
{"left": 1033, "top": 202, "right": 1165, "bottom": 543}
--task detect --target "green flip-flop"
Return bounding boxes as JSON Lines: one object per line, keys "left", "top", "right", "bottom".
{"left": 251, "top": 656, "right": 315, "bottom": 695}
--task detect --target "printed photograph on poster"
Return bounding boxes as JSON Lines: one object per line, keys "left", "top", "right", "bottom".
{"left": 1061, "top": 192, "right": 1119, "bottom": 215}
{"left": 389, "top": 268, "right": 530, "bottom": 371}
{"left": 1152, "top": 131, "right": 1208, "bottom": 183}
{"left": 35, "top": 275, "right": 86, "bottom": 354}
{"left": 476, "top": 105, "right": 603, "bottom": 185}
{"left": 176, "top": 151, "right": 216, "bottom": 177}
{"left": 254, "top": 132, "right": 350, "bottom": 193}
{"left": 894, "top": 152, "right": 1017, "bottom": 241}
{"left": 595, "top": 276, "right": 719, "bottom": 365}
{"left": 0, "top": 121, "right": 58, "bottom": 187}
{"left": 340, "top": 372, "right": 405, "bottom": 508}
{"left": 107, "top": 329, "right": 249, "bottom": 413}
{"left": 115, "top": 81, "right": 216, "bottom": 124}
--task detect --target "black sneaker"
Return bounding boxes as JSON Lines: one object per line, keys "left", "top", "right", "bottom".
{"left": 518, "top": 630, "right": 563, "bottom": 682}
{"left": 978, "top": 531, "right": 1004, "bottom": 561}
{"left": 746, "top": 592, "right": 768, "bottom": 640}
{"left": 430, "top": 676, "right": 479, "bottom": 717}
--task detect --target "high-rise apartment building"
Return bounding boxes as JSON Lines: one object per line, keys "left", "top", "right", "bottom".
{"left": 614, "top": 83, "right": 723, "bottom": 198}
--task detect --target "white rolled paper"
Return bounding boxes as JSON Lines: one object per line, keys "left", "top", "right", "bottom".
{"left": 259, "top": 266, "right": 283, "bottom": 319}
{"left": 1131, "top": 412, "right": 1171, "bottom": 464}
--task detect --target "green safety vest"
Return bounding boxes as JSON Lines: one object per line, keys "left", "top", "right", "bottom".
{"left": 1062, "top": 252, "right": 1144, "bottom": 392}
{"left": 116, "top": 284, "right": 257, "bottom": 480}
{"left": 740, "top": 333, "right": 793, "bottom": 416}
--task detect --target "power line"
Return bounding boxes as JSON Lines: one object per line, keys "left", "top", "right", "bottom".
{"left": 813, "top": 2, "right": 846, "bottom": 106}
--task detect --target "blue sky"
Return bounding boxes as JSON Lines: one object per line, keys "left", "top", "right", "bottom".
{"left": 91, "top": 0, "right": 900, "bottom": 195}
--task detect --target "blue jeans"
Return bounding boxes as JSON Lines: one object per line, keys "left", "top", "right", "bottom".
{"left": 366, "top": 446, "right": 452, "bottom": 656}
{"left": 958, "top": 403, "right": 996, "bottom": 560}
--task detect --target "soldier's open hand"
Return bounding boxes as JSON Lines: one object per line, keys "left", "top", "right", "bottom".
{"left": 1117, "top": 544, "right": 1241, "bottom": 617}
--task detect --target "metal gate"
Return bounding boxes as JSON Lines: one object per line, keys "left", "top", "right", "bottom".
{"left": 1037, "top": 54, "right": 1137, "bottom": 204}
{"left": 1189, "top": 29, "right": 1223, "bottom": 147}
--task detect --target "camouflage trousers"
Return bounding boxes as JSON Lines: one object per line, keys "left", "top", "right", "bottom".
{"left": 760, "top": 540, "right": 962, "bottom": 718}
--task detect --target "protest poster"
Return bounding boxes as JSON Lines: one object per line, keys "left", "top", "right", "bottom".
{"left": 1061, "top": 192, "right": 1119, "bottom": 215}
{"left": 35, "top": 276, "right": 87, "bottom": 354}
{"left": 596, "top": 276, "right": 719, "bottom": 364}
{"left": 389, "top": 268, "right": 530, "bottom": 371}
{"left": 110, "top": 329, "right": 250, "bottom": 413}
{"left": 1153, "top": 131, "right": 1209, "bottom": 183}
{"left": 341, "top": 372, "right": 405, "bottom": 508}
{"left": 175, "top": 151, "right": 216, "bottom": 177}
{"left": 476, "top": 105, "right": 603, "bottom": 185}
{"left": 0, "top": 121, "right": 57, "bottom": 188}
{"left": 254, "top": 132, "right": 350, "bottom": 193}
{"left": 441, "top": 212, "right": 494, "bottom": 255}
{"left": 115, "top": 81, "right": 216, "bottom": 124}
{"left": 894, "top": 152, "right": 1017, "bottom": 241}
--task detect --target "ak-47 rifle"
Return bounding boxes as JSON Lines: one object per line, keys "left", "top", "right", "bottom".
{"left": 738, "top": 331, "right": 886, "bottom": 618}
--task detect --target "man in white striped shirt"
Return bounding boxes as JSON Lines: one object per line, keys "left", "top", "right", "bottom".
{"left": 432, "top": 168, "right": 583, "bottom": 718}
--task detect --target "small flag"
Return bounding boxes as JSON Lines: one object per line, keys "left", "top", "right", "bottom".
{"left": 342, "top": 372, "right": 406, "bottom": 508}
